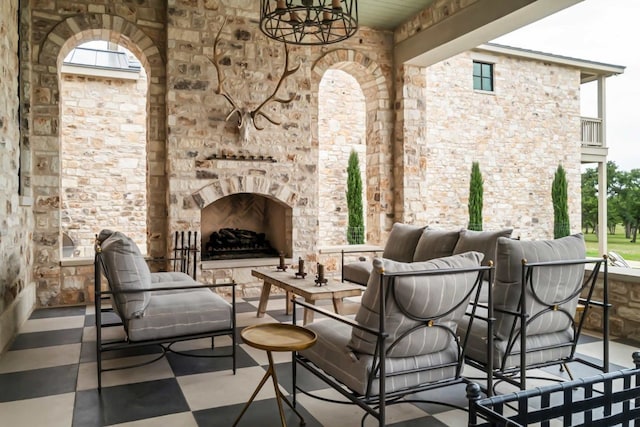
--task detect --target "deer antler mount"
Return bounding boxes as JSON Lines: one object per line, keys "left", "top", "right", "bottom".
{"left": 208, "top": 19, "right": 300, "bottom": 141}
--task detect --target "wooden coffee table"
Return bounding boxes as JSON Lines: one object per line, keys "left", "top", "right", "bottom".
{"left": 252, "top": 269, "right": 365, "bottom": 324}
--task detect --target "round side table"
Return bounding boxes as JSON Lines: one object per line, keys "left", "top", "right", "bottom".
{"left": 233, "top": 323, "right": 317, "bottom": 427}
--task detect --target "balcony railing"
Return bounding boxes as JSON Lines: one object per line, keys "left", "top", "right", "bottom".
{"left": 581, "top": 117, "right": 604, "bottom": 147}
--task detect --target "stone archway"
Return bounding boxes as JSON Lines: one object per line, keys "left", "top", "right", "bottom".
{"left": 29, "top": 13, "right": 166, "bottom": 306}
{"left": 311, "top": 49, "right": 394, "bottom": 244}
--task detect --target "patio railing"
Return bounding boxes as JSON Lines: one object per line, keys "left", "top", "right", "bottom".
{"left": 581, "top": 116, "right": 604, "bottom": 147}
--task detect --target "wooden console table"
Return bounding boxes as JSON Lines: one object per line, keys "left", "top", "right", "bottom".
{"left": 252, "top": 269, "right": 365, "bottom": 324}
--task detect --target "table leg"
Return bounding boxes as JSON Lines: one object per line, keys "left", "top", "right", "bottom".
{"left": 233, "top": 351, "right": 305, "bottom": 427}
{"left": 269, "top": 351, "right": 288, "bottom": 427}
{"left": 303, "top": 299, "right": 315, "bottom": 325}
{"left": 257, "top": 281, "right": 272, "bottom": 318}
{"left": 232, "top": 355, "right": 274, "bottom": 426}
{"left": 332, "top": 297, "right": 344, "bottom": 315}
{"left": 286, "top": 291, "right": 293, "bottom": 315}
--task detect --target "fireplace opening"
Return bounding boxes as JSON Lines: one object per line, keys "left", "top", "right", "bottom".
{"left": 201, "top": 193, "right": 292, "bottom": 262}
{"left": 204, "top": 228, "right": 278, "bottom": 260}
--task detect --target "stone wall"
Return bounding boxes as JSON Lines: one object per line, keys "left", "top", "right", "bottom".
{"left": 397, "top": 49, "right": 582, "bottom": 236}
{"left": 23, "top": 0, "right": 167, "bottom": 306}
{"left": 166, "top": 3, "right": 395, "bottom": 295}
{"left": 0, "top": 0, "right": 34, "bottom": 349}
{"left": 60, "top": 71, "right": 148, "bottom": 257}
{"left": 14, "top": 0, "right": 590, "bottom": 308}
{"left": 584, "top": 267, "right": 640, "bottom": 343}
{"left": 318, "top": 69, "right": 366, "bottom": 246}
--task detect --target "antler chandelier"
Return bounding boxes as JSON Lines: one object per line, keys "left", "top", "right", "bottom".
{"left": 260, "top": 0, "right": 358, "bottom": 45}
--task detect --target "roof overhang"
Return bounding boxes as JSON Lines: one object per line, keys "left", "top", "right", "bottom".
{"left": 395, "top": 0, "right": 584, "bottom": 67}
{"left": 475, "top": 43, "right": 626, "bottom": 82}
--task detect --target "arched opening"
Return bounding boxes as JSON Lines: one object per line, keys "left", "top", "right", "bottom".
{"left": 318, "top": 69, "right": 366, "bottom": 245}
{"left": 59, "top": 40, "right": 149, "bottom": 257}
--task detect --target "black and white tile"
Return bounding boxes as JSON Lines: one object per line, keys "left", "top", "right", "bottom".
{"left": 0, "top": 296, "right": 630, "bottom": 426}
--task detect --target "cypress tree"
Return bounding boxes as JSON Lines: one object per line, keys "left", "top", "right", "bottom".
{"left": 552, "top": 164, "right": 570, "bottom": 238}
{"left": 468, "top": 162, "right": 483, "bottom": 231}
{"left": 346, "top": 150, "right": 364, "bottom": 244}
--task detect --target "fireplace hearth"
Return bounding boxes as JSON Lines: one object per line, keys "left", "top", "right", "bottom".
{"left": 203, "top": 228, "right": 279, "bottom": 261}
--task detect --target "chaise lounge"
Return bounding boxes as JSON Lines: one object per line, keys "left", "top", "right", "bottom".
{"left": 93, "top": 229, "right": 236, "bottom": 390}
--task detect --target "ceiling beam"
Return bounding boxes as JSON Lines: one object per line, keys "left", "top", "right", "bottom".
{"left": 395, "top": 0, "right": 583, "bottom": 67}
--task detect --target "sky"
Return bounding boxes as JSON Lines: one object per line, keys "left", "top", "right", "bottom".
{"left": 492, "top": 0, "right": 639, "bottom": 171}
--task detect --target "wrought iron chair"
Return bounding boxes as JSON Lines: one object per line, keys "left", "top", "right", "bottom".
{"left": 94, "top": 230, "right": 236, "bottom": 390}
{"left": 460, "top": 233, "right": 609, "bottom": 395}
{"left": 293, "top": 252, "right": 493, "bottom": 427}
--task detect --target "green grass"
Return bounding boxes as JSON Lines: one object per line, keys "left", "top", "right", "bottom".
{"left": 584, "top": 230, "right": 640, "bottom": 261}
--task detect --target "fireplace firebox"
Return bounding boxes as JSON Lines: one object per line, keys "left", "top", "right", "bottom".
{"left": 203, "top": 228, "right": 279, "bottom": 261}
{"left": 200, "top": 193, "right": 292, "bottom": 262}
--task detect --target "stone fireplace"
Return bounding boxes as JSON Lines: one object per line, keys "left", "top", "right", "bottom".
{"left": 201, "top": 192, "right": 292, "bottom": 261}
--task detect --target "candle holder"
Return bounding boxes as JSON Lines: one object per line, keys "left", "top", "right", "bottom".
{"left": 314, "top": 262, "right": 328, "bottom": 286}
{"left": 295, "top": 257, "right": 307, "bottom": 279}
{"left": 277, "top": 252, "right": 287, "bottom": 271}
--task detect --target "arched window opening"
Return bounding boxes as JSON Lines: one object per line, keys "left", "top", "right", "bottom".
{"left": 60, "top": 40, "right": 148, "bottom": 257}
{"left": 318, "top": 68, "right": 367, "bottom": 246}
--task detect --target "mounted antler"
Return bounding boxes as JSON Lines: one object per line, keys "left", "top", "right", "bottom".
{"left": 250, "top": 43, "right": 300, "bottom": 130}
{"left": 210, "top": 18, "right": 243, "bottom": 126}
{"left": 208, "top": 19, "right": 300, "bottom": 140}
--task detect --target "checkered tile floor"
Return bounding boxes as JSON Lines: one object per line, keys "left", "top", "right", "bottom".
{"left": 0, "top": 295, "right": 636, "bottom": 426}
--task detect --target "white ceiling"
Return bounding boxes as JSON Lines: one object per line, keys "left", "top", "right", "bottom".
{"left": 356, "top": 0, "right": 435, "bottom": 31}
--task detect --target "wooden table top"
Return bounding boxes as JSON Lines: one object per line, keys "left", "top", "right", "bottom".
{"left": 241, "top": 323, "right": 317, "bottom": 352}
{"left": 251, "top": 268, "right": 365, "bottom": 300}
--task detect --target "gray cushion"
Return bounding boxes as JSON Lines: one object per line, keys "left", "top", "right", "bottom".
{"left": 493, "top": 233, "right": 586, "bottom": 340}
{"left": 382, "top": 223, "right": 426, "bottom": 262}
{"left": 342, "top": 261, "right": 372, "bottom": 286}
{"left": 97, "top": 230, "right": 151, "bottom": 320}
{"left": 452, "top": 228, "right": 513, "bottom": 266}
{"left": 127, "top": 289, "right": 232, "bottom": 341}
{"left": 302, "top": 319, "right": 459, "bottom": 396}
{"left": 412, "top": 229, "right": 461, "bottom": 262}
{"left": 349, "top": 252, "right": 483, "bottom": 357}
{"left": 459, "top": 311, "right": 574, "bottom": 370}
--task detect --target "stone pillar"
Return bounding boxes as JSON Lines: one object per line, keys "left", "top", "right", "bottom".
{"left": 394, "top": 64, "right": 427, "bottom": 225}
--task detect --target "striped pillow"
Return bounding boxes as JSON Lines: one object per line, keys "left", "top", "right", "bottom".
{"left": 349, "top": 252, "right": 483, "bottom": 357}
{"left": 98, "top": 230, "right": 151, "bottom": 319}
{"left": 492, "top": 233, "right": 586, "bottom": 340}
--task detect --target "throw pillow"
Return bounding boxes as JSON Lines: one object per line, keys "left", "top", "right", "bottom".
{"left": 493, "top": 233, "right": 586, "bottom": 340}
{"left": 97, "top": 230, "right": 151, "bottom": 319}
{"left": 412, "top": 229, "right": 461, "bottom": 262}
{"left": 382, "top": 222, "right": 427, "bottom": 262}
{"left": 349, "top": 251, "right": 484, "bottom": 357}
{"left": 452, "top": 228, "right": 513, "bottom": 266}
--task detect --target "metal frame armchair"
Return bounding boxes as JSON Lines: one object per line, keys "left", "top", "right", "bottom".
{"left": 293, "top": 252, "right": 493, "bottom": 427}
{"left": 461, "top": 233, "right": 609, "bottom": 394}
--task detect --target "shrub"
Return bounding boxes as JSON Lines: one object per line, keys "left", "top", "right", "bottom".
{"left": 468, "top": 161, "right": 483, "bottom": 231}
{"left": 552, "top": 164, "right": 570, "bottom": 238}
{"left": 347, "top": 150, "right": 364, "bottom": 244}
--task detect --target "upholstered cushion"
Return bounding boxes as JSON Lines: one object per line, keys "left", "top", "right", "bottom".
{"left": 459, "top": 311, "right": 574, "bottom": 370}
{"left": 342, "top": 261, "right": 372, "bottom": 286}
{"left": 349, "top": 252, "right": 483, "bottom": 357}
{"left": 302, "top": 319, "right": 459, "bottom": 396}
{"left": 452, "top": 228, "right": 513, "bottom": 266}
{"left": 127, "top": 289, "right": 232, "bottom": 342}
{"left": 412, "top": 229, "right": 461, "bottom": 262}
{"left": 382, "top": 223, "right": 426, "bottom": 262}
{"left": 493, "top": 233, "right": 586, "bottom": 340}
{"left": 97, "top": 230, "right": 151, "bottom": 320}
